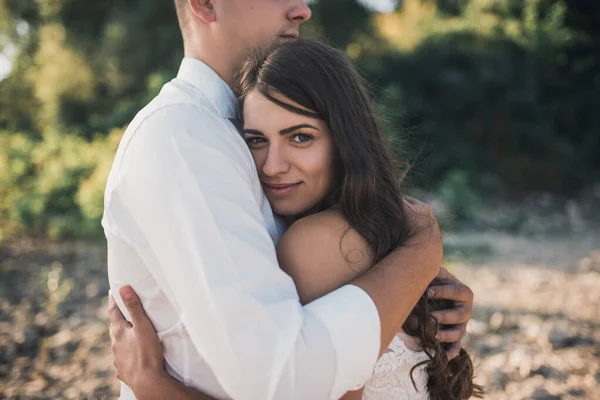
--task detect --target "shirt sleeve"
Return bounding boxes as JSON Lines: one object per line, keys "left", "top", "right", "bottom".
{"left": 103, "top": 103, "right": 381, "bottom": 400}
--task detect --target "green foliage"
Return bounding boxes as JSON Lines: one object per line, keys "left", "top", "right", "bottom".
{"left": 436, "top": 169, "right": 482, "bottom": 224}
{"left": 366, "top": 0, "right": 600, "bottom": 194}
{"left": 0, "top": 0, "right": 181, "bottom": 136}
{"left": 0, "top": 0, "right": 599, "bottom": 240}
{"left": 0, "top": 128, "right": 123, "bottom": 240}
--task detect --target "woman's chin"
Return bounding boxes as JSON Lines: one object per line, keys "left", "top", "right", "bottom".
{"left": 272, "top": 206, "right": 300, "bottom": 218}
{"left": 271, "top": 202, "right": 309, "bottom": 220}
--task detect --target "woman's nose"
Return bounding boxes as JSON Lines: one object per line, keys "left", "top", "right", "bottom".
{"left": 262, "top": 146, "right": 291, "bottom": 177}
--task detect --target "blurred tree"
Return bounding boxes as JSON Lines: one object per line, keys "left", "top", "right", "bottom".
{"left": 0, "top": 0, "right": 182, "bottom": 137}
{"left": 365, "top": 0, "right": 600, "bottom": 194}
{"left": 304, "top": 0, "right": 374, "bottom": 46}
{"left": 0, "top": 0, "right": 598, "bottom": 240}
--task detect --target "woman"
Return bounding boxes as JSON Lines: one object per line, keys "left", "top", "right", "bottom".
{"left": 113, "top": 40, "right": 482, "bottom": 399}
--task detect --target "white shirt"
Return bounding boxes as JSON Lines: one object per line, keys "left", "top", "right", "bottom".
{"left": 103, "top": 58, "right": 381, "bottom": 400}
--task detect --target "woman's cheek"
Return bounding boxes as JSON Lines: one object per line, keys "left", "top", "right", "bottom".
{"left": 309, "top": 143, "right": 333, "bottom": 178}
{"left": 250, "top": 148, "right": 266, "bottom": 170}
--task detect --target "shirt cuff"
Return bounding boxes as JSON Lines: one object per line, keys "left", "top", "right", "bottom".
{"left": 304, "top": 284, "right": 381, "bottom": 399}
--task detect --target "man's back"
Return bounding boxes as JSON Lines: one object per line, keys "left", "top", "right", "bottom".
{"left": 102, "top": 58, "right": 381, "bottom": 400}
{"left": 103, "top": 58, "right": 282, "bottom": 398}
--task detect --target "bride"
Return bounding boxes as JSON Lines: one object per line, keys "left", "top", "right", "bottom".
{"left": 109, "top": 40, "right": 482, "bottom": 399}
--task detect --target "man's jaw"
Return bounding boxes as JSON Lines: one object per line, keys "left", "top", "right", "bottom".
{"left": 279, "top": 33, "right": 299, "bottom": 41}
{"left": 277, "top": 28, "right": 300, "bottom": 42}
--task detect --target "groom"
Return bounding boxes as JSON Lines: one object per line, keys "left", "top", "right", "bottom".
{"left": 104, "top": 1, "right": 474, "bottom": 399}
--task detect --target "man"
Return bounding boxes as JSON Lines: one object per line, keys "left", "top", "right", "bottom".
{"left": 104, "top": 1, "right": 474, "bottom": 399}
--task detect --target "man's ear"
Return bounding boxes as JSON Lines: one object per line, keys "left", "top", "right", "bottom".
{"left": 189, "top": 0, "right": 217, "bottom": 23}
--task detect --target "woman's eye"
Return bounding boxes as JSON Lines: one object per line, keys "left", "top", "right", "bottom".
{"left": 291, "top": 133, "right": 313, "bottom": 143}
{"left": 246, "top": 137, "right": 267, "bottom": 145}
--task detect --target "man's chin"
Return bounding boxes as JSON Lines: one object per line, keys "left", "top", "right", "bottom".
{"left": 274, "top": 33, "right": 299, "bottom": 45}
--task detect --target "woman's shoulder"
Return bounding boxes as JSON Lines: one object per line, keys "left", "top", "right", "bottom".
{"left": 284, "top": 209, "right": 371, "bottom": 258}
{"left": 285, "top": 208, "right": 350, "bottom": 238}
{"left": 277, "top": 209, "right": 375, "bottom": 303}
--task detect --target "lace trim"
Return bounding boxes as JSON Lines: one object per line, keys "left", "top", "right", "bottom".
{"left": 362, "top": 333, "right": 430, "bottom": 400}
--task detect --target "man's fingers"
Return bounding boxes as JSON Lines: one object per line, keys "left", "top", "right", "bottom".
{"left": 108, "top": 295, "right": 128, "bottom": 325}
{"left": 119, "top": 285, "right": 149, "bottom": 326}
{"left": 437, "top": 324, "right": 467, "bottom": 343}
{"left": 428, "top": 283, "right": 474, "bottom": 303}
{"left": 433, "top": 306, "right": 470, "bottom": 325}
{"left": 445, "top": 341, "right": 461, "bottom": 361}
{"left": 109, "top": 323, "right": 124, "bottom": 344}
{"left": 119, "top": 285, "right": 158, "bottom": 335}
{"left": 435, "top": 266, "right": 454, "bottom": 281}
{"left": 403, "top": 196, "right": 421, "bottom": 206}
{"left": 108, "top": 317, "right": 126, "bottom": 344}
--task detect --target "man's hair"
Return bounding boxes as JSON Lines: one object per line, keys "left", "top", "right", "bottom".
{"left": 174, "top": 0, "right": 189, "bottom": 33}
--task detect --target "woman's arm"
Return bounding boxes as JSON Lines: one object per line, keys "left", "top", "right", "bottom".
{"left": 339, "top": 389, "right": 364, "bottom": 400}
{"left": 275, "top": 209, "right": 375, "bottom": 306}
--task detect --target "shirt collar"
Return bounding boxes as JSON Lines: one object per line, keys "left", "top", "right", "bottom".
{"left": 176, "top": 57, "right": 240, "bottom": 119}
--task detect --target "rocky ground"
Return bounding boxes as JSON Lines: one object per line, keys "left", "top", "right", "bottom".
{"left": 449, "top": 233, "right": 600, "bottom": 400}
{"left": 0, "top": 241, "right": 117, "bottom": 398}
{"left": 1, "top": 203, "right": 599, "bottom": 399}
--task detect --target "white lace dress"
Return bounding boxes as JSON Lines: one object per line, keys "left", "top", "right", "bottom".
{"left": 362, "top": 332, "right": 431, "bottom": 400}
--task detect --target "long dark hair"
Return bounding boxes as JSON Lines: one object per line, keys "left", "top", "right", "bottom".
{"left": 235, "top": 39, "right": 483, "bottom": 399}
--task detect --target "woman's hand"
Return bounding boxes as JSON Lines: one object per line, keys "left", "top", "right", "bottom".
{"left": 108, "top": 286, "right": 166, "bottom": 393}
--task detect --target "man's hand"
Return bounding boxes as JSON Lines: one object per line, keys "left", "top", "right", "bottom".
{"left": 403, "top": 196, "right": 443, "bottom": 250}
{"left": 108, "top": 286, "right": 165, "bottom": 391}
{"left": 427, "top": 267, "right": 474, "bottom": 360}
{"left": 108, "top": 287, "right": 214, "bottom": 400}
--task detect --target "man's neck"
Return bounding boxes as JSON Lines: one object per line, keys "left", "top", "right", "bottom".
{"left": 184, "top": 44, "right": 242, "bottom": 88}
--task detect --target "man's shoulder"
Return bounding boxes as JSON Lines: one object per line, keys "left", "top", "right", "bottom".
{"left": 102, "top": 82, "right": 249, "bottom": 235}
{"left": 106, "top": 96, "right": 225, "bottom": 180}
{"left": 120, "top": 95, "right": 233, "bottom": 159}
{"left": 129, "top": 94, "right": 218, "bottom": 137}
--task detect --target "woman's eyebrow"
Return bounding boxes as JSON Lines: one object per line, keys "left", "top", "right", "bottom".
{"left": 242, "top": 129, "right": 264, "bottom": 136}
{"left": 279, "top": 124, "right": 319, "bottom": 135}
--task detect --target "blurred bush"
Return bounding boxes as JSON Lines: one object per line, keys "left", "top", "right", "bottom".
{"left": 365, "top": 0, "right": 600, "bottom": 195}
{"left": 436, "top": 169, "right": 482, "bottom": 224}
{"left": 0, "top": 0, "right": 599, "bottom": 240}
{"left": 0, "top": 128, "right": 123, "bottom": 240}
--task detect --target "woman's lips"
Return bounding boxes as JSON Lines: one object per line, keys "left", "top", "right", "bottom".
{"left": 263, "top": 182, "right": 302, "bottom": 197}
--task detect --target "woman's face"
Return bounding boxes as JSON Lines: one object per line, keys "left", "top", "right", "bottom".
{"left": 242, "top": 90, "right": 336, "bottom": 217}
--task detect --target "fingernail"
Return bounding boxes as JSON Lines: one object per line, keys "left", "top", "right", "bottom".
{"left": 428, "top": 288, "right": 435, "bottom": 297}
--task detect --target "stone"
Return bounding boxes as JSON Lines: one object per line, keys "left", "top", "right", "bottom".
{"left": 467, "top": 318, "right": 488, "bottom": 336}
{"left": 548, "top": 329, "right": 576, "bottom": 349}
{"left": 489, "top": 370, "right": 509, "bottom": 390}
{"left": 489, "top": 312, "right": 504, "bottom": 331}
{"left": 530, "top": 387, "right": 561, "bottom": 400}
{"left": 0, "top": 342, "right": 18, "bottom": 365}
{"left": 14, "top": 327, "right": 41, "bottom": 358}
{"left": 531, "top": 365, "right": 557, "bottom": 379}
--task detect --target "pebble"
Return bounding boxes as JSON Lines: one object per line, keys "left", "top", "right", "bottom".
{"left": 2, "top": 234, "right": 600, "bottom": 399}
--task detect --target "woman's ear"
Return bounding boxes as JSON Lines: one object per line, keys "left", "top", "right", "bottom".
{"left": 188, "top": 0, "right": 217, "bottom": 23}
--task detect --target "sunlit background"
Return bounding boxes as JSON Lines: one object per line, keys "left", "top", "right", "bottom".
{"left": 1, "top": 0, "right": 599, "bottom": 398}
